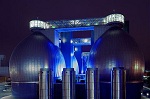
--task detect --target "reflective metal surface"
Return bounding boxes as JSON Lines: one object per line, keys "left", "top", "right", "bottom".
{"left": 62, "top": 68, "right": 75, "bottom": 99}
{"left": 86, "top": 68, "right": 99, "bottom": 99}
{"left": 9, "top": 32, "right": 55, "bottom": 82}
{"left": 88, "top": 26, "right": 145, "bottom": 82}
{"left": 39, "top": 68, "right": 53, "bottom": 99}
{"left": 9, "top": 32, "right": 65, "bottom": 98}
{"left": 111, "top": 67, "right": 126, "bottom": 99}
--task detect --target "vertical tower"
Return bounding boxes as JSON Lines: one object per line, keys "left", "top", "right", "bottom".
{"left": 111, "top": 67, "right": 126, "bottom": 99}
{"left": 62, "top": 68, "right": 76, "bottom": 99}
{"left": 39, "top": 68, "right": 53, "bottom": 99}
{"left": 86, "top": 68, "right": 99, "bottom": 99}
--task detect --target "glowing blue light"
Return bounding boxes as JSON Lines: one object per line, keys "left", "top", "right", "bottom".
{"left": 51, "top": 46, "right": 66, "bottom": 79}
{"left": 83, "top": 39, "right": 88, "bottom": 43}
{"left": 81, "top": 69, "right": 84, "bottom": 74}
{"left": 71, "top": 53, "right": 74, "bottom": 56}
{"left": 74, "top": 47, "right": 78, "bottom": 51}
{"left": 70, "top": 40, "right": 73, "bottom": 43}
{"left": 71, "top": 38, "right": 91, "bottom": 45}
{"left": 72, "top": 56, "right": 79, "bottom": 75}
{"left": 55, "top": 26, "right": 94, "bottom": 33}
{"left": 54, "top": 26, "right": 94, "bottom": 76}
{"left": 59, "top": 39, "right": 61, "bottom": 43}
{"left": 62, "top": 38, "right": 67, "bottom": 43}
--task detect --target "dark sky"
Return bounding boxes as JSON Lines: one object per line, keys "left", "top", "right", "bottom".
{"left": 0, "top": 0, "right": 150, "bottom": 67}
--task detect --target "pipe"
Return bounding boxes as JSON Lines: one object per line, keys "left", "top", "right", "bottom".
{"left": 86, "top": 68, "right": 99, "bottom": 99}
{"left": 39, "top": 68, "right": 53, "bottom": 99}
{"left": 111, "top": 67, "right": 126, "bottom": 99}
{"left": 62, "top": 68, "right": 75, "bottom": 99}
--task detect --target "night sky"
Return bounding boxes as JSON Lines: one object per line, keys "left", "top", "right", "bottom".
{"left": 0, "top": 0, "right": 150, "bottom": 68}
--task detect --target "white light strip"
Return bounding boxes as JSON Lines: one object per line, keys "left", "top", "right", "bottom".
{"left": 71, "top": 38, "right": 91, "bottom": 45}
{"left": 29, "top": 14, "right": 125, "bottom": 29}
{"left": 103, "top": 14, "right": 124, "bottom": 24}
{"left": 29, "top": 20, "right": 50, "bottom": 29}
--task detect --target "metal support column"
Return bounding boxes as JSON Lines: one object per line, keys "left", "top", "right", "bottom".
{"left": 111, "top": 67, "right": 126, "bottom": 99}
{"left": 62, "top": 68, "right": 75, "bottom": 99}
{"left": 39, "top": 68, "right": 53, "bottom": 99}
{"left": 86, "top": 68, "right": 99, "bottom": 99}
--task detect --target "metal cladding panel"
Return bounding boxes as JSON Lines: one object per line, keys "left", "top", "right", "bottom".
{"left": 88, "top": 26, "right": 145, "bottom": 82}
{"left": 9, "top": 32, "right": 55, "bottom": 82}
{"left": 9, "top": 32, "right": 65, "bottom": 82}
{"left": 9, "top": 32, "right": 66, "bottom": 98}
{"left": 94, "top": 25, "right": 110, "bottom": 43}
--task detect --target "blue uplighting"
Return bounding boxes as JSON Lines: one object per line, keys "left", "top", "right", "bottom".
{"left": 55, "top": 26, "right": 94, "bottom": 33}
{"left": 55, "top": 26, "right": 94, "bottom": 75}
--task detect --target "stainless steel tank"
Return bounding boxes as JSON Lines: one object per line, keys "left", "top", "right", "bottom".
{"left": 62, "top": 68, "right": 75, "bottom": 99}
{"left": 9, "top": 32, "right": 65, "bottom": 98}
{"left": 111, "top": 67, "right": 126, "bottom": 99}
{"left": 88, "top": 26, "right": 144, "bottom": 82}
{"left": 39, "top": 68, "right": 53, "bottom": 99}
{"left": 86, "top": 68, "right": 99, "bottom": 99}
{"left": 87, "top": 26, "right": 145, "bottom": 99}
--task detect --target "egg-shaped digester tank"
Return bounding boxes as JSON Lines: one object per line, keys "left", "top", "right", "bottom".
{"left": 9, "top": 32, "right": 65, "bottom": 99}
{"left": 87, "top": 26, "right": 145, "bottom": 99}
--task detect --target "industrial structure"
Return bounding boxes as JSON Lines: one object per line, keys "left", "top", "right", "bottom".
{"left": 1, "top": 13, "right": 145, "bottom": 99}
